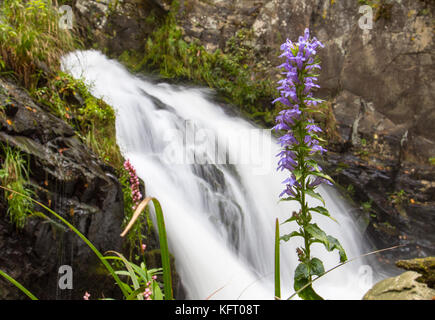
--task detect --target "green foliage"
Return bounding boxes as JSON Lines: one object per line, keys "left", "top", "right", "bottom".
{"left": 0, "top": 186, "right": 173, "bottom": 300}
{"left": 31, "top": 72, "right": 122, "bottom": 169}
{"left": 293, "top": 259, "right": 324, "bottom": 300}
{"left": 105, "top": 251, "right": 164, "bottom": 300}
{"left": 121, "top": 7, "right": 276, "bottom": 125}
{"left": 0, "top": 0, "right": 76, "bottom": 88}
{"left": 429, "top": 157, "right": 435, "bottom": 165}
{"left": 0, "top": 146, "right": 34, "bottom": 229}
{"left": 121, "top": 197, "right": 174, "bottom": 300}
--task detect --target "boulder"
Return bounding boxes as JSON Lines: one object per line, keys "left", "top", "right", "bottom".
{"left": 363, "top": 271, "right": 435, "bottom": 300}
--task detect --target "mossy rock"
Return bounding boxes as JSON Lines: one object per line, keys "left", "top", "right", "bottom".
{"left": 396, "top": 257, "right": 435, "bottom": 288}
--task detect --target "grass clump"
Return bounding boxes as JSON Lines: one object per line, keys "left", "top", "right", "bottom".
{"left": 0, "top": 146, "right": 34, "bottom": 229}
{"left": 0, "top": 0, "right": 75, "bottom": 88}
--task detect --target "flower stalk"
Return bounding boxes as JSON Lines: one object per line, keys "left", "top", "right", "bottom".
{"left": 273, "top": 29, "right": 347, "bottom": 300}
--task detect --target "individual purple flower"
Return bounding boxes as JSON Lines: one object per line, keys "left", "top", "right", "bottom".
{"left": 306, "top": 119, "right": 322, "bottom": 133}
{"left": 308, "top": 176, "right": 333, "bottom": 188}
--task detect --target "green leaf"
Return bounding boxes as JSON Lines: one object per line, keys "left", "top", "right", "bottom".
{"left": 294, "top": 262, "right": 310, "bottom": 281}
{"left": 152, "top": 281, "right": 164, "bottom": 300}
{"left": 106, "top": 251, "right": 143, "bottom": 300}
{"left": 309, "top": 206, "right": 337, "bottom": 223}
{"left": 280, "top": 231, "right": 303, "bottom": 242}
{"left": 0, "top": 269, "right": 38, "bottom": 300}
{"left": 308, "top": 258, "right": 325, "bottom": 276}
{"left": 305, "top": 189, "right": 325, "bottom": 205}
{"left": 292, "top": 168, "right": 303, "bottom": 181}
{"left": 293, "top": 262, "right": 324, "bottom": 300}
{"left": 305, "top": 223, "right": 328, "bottom": 243}
{"left": 153, "top": 199, "right": 174, "bottom": 300}
{"left": 306, "top": 160, "right": 321, "bottom": 172}
{"left": 326, "top": 235, "right": 348, "bottom": 263}
{"left": 306, "top": 224, "right": 347, "bottom": 263}
{"left": 310, "top": 171, "right": 335, "bottom": 184}
{"left": 294, "top": 278, "right": 323, "bottom": 300}
{"left": 282, "top": 215, "right": 298, "bottom": 224}
{"left": 279, "top": 195, "right": 299, "bottom": 203}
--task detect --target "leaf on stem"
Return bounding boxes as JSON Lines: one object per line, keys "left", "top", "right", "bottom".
{"left": 305, "top": 189, "right": 325, "bottom": 205}
{"left": 293, "top": 261, "right": 324, "bottom": 300}
{"left": 309, "top": 206, "right": 337, "bottom": 223}
{"left": 280, "top": 231, "right": 303, "bottom": 242}
{"left": 305, "top": 223, "right": 347, "bottom": 263}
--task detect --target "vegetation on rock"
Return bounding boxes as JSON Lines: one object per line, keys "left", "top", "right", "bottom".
{"left": 0, "top": 0, "right": 76, "bottom": 88}
{"left": 118, "top": 1, "right": 276, "bottom": 126}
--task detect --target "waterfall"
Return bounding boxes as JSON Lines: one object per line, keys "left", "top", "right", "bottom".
{"left": 62, "top": 50, "right": 377, "bottom": 300}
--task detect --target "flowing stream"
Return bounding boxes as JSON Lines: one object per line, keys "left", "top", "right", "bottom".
{"left": 62, "top": 50, "right": 377, "bottom": 300}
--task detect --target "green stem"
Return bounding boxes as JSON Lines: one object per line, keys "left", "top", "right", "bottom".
{"left": 274, "top": 218, "right": 281, "bottom": 299}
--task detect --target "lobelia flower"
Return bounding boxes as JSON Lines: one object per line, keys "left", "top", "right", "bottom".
{"left": 273, "top": 28, "right": 331, "bottom": 197}
{"left": 274, "top": 30, "right": 346, "bottom": 301}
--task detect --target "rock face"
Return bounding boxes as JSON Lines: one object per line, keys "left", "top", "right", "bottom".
{"left": 363, "top": 271, "right": 435, "bottom": 300}
{"left": 72, "top": 0, "right": 168, "bottom": 56}
{"left": 0, "top": 77, "right": 125, "bottom": 299}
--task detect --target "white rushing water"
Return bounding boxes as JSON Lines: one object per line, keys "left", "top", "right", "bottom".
{"left": 62, "top": 50, "right": 375, "bottom": 300}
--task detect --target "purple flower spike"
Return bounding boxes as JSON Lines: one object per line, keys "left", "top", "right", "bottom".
{"left": 273, "top": 28, "right": 331, "bottom": 197}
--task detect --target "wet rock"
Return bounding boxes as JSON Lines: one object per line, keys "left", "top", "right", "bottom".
{"left": 363, "top": 271, "right": 435, "bottom": 300}
{"left": 0, "top": 77, "right": 124, "bottom": 299}
{"left": 325, "top": 150, "right": 435, "bottom": 264}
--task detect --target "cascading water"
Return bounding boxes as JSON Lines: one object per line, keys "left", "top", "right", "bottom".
{"left": 62, "top": 50, "right": 377, "bottom": 300}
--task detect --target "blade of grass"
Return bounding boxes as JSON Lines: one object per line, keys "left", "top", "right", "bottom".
{"left": 0, "top": 269, "right": 38, "bottom": 300}
{"left": 106, "top": 251, "right": 143, "bottom": 300}
{"left": 121, "top": 197, "right": 173, "bottom": 300}
{"left": 274, "top": 218, "right": 281, "bottom": 300}
{"left": 0, "top": 185, "right": 130, "bottom": 298}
